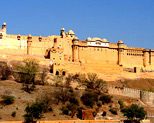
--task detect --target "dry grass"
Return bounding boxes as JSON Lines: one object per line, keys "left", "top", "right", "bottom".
{"left": 0, "top": 80, "right": 77, "bottom": 121}
{"left": 106, "top": 78, "right": 154, "bottom": 91}
{"left": 0, "top": 79, "right": 154, "bottom": 121}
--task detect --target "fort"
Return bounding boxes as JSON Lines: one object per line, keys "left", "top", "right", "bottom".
{"left": 0, "top": 22, "right": 154, "bottom": 78}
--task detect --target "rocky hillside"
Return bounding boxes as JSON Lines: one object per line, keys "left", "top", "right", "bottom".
{"left": 0, "top": 79, "right": 154, "bottom": 121}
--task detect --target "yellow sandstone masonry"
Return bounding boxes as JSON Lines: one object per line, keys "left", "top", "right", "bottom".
{"left": 0, "top": 22, "right": 154, "bottom": 76}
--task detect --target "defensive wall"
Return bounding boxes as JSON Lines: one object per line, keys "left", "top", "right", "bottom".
{"left": 0, "top": 22, "right": 154, "bottom": 76}
{"left": 107, "top": 86, "right": 154, "bottom": 107}
{"left": 0, "top": 120, "right": 151, "bottom": 123}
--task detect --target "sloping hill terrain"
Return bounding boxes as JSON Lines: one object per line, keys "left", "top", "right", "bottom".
{"left": 0, "top": 79, "right": 154, "bottom": 121}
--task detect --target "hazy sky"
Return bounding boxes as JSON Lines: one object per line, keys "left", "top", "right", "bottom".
{"left": 1, "top": 0, "right": 154, "bottom": 49}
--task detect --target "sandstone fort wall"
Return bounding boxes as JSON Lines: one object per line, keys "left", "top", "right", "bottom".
{"left": 107, "top": 86, "right": 154, "bottom": 107}
{"left": 1, "top": 22, "right": 154, "bottom": 75}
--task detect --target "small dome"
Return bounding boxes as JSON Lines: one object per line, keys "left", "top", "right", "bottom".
{"left": 68, "top": 29, "right": 75, "bottom": 35}
{"left": 61, "top": 28, "right": 65, "bottom": 31}
{"left": 102, "top": 38, "right": 109, "bottom": 42}
{"left": 39, "top": 35, "right": 42, "bottom": 38}
{"left": 86, "top": 37, "right": 91, "bottom": 41}
{"left": 3, "top": 22, "right": 6, "bottom": 26}
{"left": 118, "top": 40, "right": 123, "bottom": 44}
{"left": 73, "top": 37, "right": 78, "bottom": 41}
{"left": 17, "top": 34, "right": 20, "bottom": 36}
{"left": 28, "top": 34, "right": 32, "bottom": 37}
{"left": 91, "top": 37, "right": 102, "bottom": 41}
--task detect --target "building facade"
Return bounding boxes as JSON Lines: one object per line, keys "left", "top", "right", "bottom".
{"left": 0, "top": 22, "right": 154, "bottom": 75}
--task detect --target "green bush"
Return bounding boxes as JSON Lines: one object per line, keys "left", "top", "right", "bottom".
{"left": 69, "top": 88, "right": 74, "bottom": 93}
{"left": 121, "top": 104, "right": 146, "bottom": 120}
{"left": 81, "top": 91, "right": 98, "bottom": 108}
{"left": 62, "top": 107, "right": 69, "bottom": 115}
{"left": 2, "top": 96, "right": 15, "bottom": 105}
{"left": 66, "top": 103, "right": 76, "bottom": 112}
{"left": 102, "top": 111, "right": 107, "bottom": 116}
{"left": 99, "top": 94, "right": 112, "bottom": 104}
{"left": 48, "top": 107, "right": 53, "bottom": 112}
{"left": 96, "top": 101, "right": 102, "bottom": 107}
{"left": 109, "top": 108, "right": 117, "bottom": 115}
{"left": 23, "top": 101, "right": 46, "bottom": 123}
{"left": 92, "top": 111, "right": 97, "bottom": 117}
{"left": 11, "top": 111, "right": 16, "bottom": 117}
{"left": 69, "top": 97, "right": 79, "bottom": 105}
{"left": 118, "top": 100, "right": 124, "bottom": 109}
{"left": 62, "top": 103, "right": 78, "bottom": 117}
{"left": 16, "top": 58, "right": 39, "bottom": 93}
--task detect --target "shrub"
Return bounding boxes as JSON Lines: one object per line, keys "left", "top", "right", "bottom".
{"left": 69, "top": 97, "right": 79, "bottom": 106}
{"left": 38, "top": 91, "right": 53, "bottom": 112}
{"left": 2, "top": 96, "right": 15, "bottom": 105}
{"left": 96, "top": 101, "right": 102, "bottom": 107}
{"left": 86, "top": 73, "right": 98, "bottom": 89}
{"left": 109, "top": 108, "right": 117, "bottom": 115}
{"left": 118, "top": 100, "right": 124, "bottom": 109}
{"left": 62, "top": 107, "right": 69, "bottom": 115}
{"left": 11, "top": 111, "right": 16, "bottom": 117}
{"left": 99, "top": 94, "right": 112, "bottom": 104}
{"left": 48, "top": 107, "right": 53, "bottom": 112}
{"left": 16, "top": 58, "right": 39, "bottom": 93}
{"left": 81, "top": 91, "right": 98, "bottom": 108}
{"left": 102, "top": 111, "right": 107, "bottom": 116}
{"left": 23, "top": 101, "right": 46, "bottom": 123}
{"left": 62, "top": 103, "right": 78, "bottom": 118}
{"left": 121, "top": 104, "right": 146, "bottom": 120}
{"left": 69, "top": 88, "right": 74, "bottom": 93}
{"left": 93, "top": 111, "right": 97, "bottom": 117}
{"left": 66, "top": 103, "right": 76, "bottom": 112}
{"left": 75, "top": 87, "right": 79, "bottom": 90}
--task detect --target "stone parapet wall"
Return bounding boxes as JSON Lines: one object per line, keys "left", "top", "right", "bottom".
{"left": 107, "top": 86, "right": 154, "bottom": 107}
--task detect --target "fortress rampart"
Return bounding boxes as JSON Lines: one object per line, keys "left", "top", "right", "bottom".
{"left": 0, "top": 22, "right": 154, "bottom": 75}
{"left": 107, "top": 86, "right": 154, "bottom": 107}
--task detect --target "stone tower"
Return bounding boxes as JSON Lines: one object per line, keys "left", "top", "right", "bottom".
{"left": 60, "top": 28, "right": 65, "bottom": 38}
{"left": 72, "top": 37, "right": 79, "bottom": 62}
{"left": 2, "top": 22, "right": 6, "bottom": 33}
{"left": 118, "top": 40, "right": 124, "bottom": 66}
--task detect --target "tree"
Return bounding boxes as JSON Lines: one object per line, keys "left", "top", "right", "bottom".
{"left": 54, "top": 87, "right": 70, "bottom": 104}
{"left": 40, "top": 67, "right": 48, "bottom": 85}
{"left": 37, "top": 91, "right": 53, "bottom": 112}
{"left": 53, "top": 76, "right": 73, "bottom": 104}
{"left": 99, "top": 94, "right": 112, "bottom": 104}
{"left": 81, "top": 73, "right": 106, "bottom": 94}
{"left": 23, "top": 101, "right": 46, "bottom": 123}
{"left": 81, "top": 91, "right": 98, "bottom": 108}
{"left": 16, "top": 58, "right": 39, "bottom": 93}
{"left": 121, "top": 104, "right": 146, "bottom": 120}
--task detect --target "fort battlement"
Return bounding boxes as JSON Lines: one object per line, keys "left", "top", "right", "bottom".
{"left": 107, "top": 86, "right": 154, "bottom": 107}
{"left": 0, "top": 22, "right": 154, "bottom": 76}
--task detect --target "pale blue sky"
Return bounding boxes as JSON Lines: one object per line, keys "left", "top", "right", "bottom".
{"left": 1, "top": 0, "right": 154, "bottom": 49}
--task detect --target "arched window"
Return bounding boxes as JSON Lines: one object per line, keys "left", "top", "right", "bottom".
{"left": 56, "top": 71, "right": 59, "bottom": 75}
{"left": 62, "top": 71, "right": 66, "bottom": 76}
{"left": 50, "top": 69, "right": 53, "bottom": 73}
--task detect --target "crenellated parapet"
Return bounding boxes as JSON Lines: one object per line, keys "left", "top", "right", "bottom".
{"left": 107, "top": 85, "right": 154, "bottom": 107}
